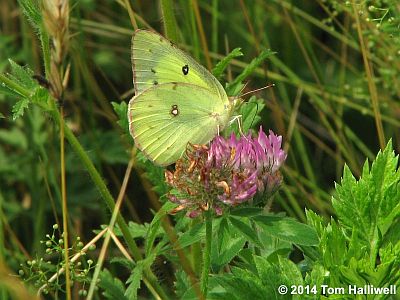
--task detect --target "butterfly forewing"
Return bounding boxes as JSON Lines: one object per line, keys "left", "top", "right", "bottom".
{"left": 131, "top": 30, "right": 227, "bottom": 102}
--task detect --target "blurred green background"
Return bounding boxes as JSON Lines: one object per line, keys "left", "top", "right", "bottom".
{"left": 0, "top": 0, "right": 399, "bottom": 286}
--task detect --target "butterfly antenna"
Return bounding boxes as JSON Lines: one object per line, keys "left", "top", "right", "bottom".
{"left": 239, "top": 83, "right": 275, "bottom": 98}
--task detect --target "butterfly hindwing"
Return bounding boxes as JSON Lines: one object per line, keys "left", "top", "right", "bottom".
{"left": 131, "top": 30, "right": 226, "bottom": 101}
{"left": 128, "top": 83, "right": 231, "bottom": 166}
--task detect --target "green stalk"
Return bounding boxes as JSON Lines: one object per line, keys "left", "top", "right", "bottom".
{"left": 211, "top": 0, "right": 219, "bottom": 56}
{"left": 200, "top": 211, "right": 212, "bottom": 297}
{"left": 160, "top": 0, "right": 178, "bottom": 42}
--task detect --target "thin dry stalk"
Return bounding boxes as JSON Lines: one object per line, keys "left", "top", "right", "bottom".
{"left": 42, "top": 1, "right": 71, "bottom": 299}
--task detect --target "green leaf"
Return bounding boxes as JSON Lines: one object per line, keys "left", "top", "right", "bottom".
{"left": 8, "top": 59, "right": 36, "bottom": 89}
{"left": 226, "top": 49, "right": 275, "bottom": 95}
{"left": 212, "top": 48, "right": 243, "bottom": 79}
{"left": 99, "top": 269, "right": 128, "bottom": 300}
{"left": 255, "top": 255, "right": 303, "bottom": 298}
{"left": 11, "top": 98, "right": 29, "bottom": 120}
{"left": 229, "top": 207, "right": 264, "bottom": 217}
{"left": 175, "top": 270, "right": 193, "bottom": 299}
{"left": 125, "top": 263, "right": 144, "bottom": 300}
{"left": 239, "top": 97, "right": 265, "bottom": 133}
{"left": 127, "top": 222, "right": 155, "bottom": 239}
{"left": 111, "top": 101, "right": 130, "bottom": 141}
{"left": 226, "top": 97, "right": 265, "bottom": 136}
{"left": 17, "top": 0, "right": 42, "bottom": 30}
{"left": 216, "top": 267, "right": 269, "bottom": 299}
{"left": 145, "top": 201, "right": 175, "bottom": 255}
{"left": 176, "top": 221, "right": 205, "bottom": 249}
{"left": 212, "top": 217, "right": 246, "bottom": 272}
{"left": 332, "top": 140, "right": 400, "bottom": 253}
{"left": 253, "top": 215, "right": 319, "bottom": 246}
{"left": 125, "top": 253, "right": 156, "bottom": 300}
{"left": 228, "top": 216, "right": 263, "bottom": 248}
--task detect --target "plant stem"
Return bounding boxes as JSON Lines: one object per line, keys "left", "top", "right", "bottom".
{"left": 59, "top": 105, "right": 71, "bottom": 300}
{"left": 86, "top": 149, "right": 135, "bottom": 300}
{"left": 191, "top": 0, "right": 212, "bottom": 70}
{"left": 352, "top": 1, "right": 385, "bottom": 150}
{"left": 160, "top": 0, "right": 178, "bottom": 42}
{"left": 200, "top": 210, "right": 212, "bottom": 297}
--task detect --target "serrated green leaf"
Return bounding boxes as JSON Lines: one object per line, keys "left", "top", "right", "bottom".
{"left": 110, "top": 257, "right": 135, "bottom": 270}
{"left": 99, "top": 269, "right": 128, "bottom": 300}
{"left": 220, "top": 266, "right": 270, "bottom": 299}
{"left": 332, "top": 140, "right": 400, "bottom": 253}
{"left": 125, "top": 264, "right": 144, "bottom": 300}
{"left": 125, "top": 254, "right": 156, "bottom": 299}
{"left": 175, "top": 270, "right": 192, "bottom": 299}
{"left": 127, "top": 222, "right": 153, "bottom": 239}
{"left": 8, "top": 59, "right": 36, "bottom": 89}
{"left": 17, "top": 0, "right": 42, "bottom": 29}
{"left": 304, "top": 264, "right": 326, "bottom": 298}
{"left": 212, "top": 48, "right": 243, "bottom": 79}
{"left": 253, "top": 215, "right": 319, "bottom": 246}
{"left": 11, "top": 98, "right": 29, "bottom": 120}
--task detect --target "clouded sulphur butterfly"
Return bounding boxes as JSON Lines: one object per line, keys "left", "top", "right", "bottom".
{"left": 128, "top": 30, "right": 234, "bottom": 166}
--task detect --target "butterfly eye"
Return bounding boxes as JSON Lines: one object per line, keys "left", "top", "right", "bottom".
{"left": 182, "top": 65, "right": 189, "bottom": 75}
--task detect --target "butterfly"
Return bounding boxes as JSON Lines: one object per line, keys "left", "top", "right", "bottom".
{"left": 128, "top": 30, "right": 235, "bottom": 166}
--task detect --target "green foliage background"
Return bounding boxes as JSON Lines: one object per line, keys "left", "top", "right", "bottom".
{"left": 0, "top": 0, "right": 399, "bottom": 299}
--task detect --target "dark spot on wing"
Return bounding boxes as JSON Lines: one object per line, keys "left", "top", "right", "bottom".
{"left": 153, "top": 80, "right": 158, "bottom": 85}
{"left": 170, "top": 104, "right": 179, "bottom": 117}
{"left": 172, "top": 82, "right": 178, "bottom": 90}
{"left": 148, "top": 104, "right": 153, "bottom": 107}
{"left": 148, "top": 49, "right": 152, "bottom": 53}
{"left": 151, "top": 68, "right": 156, "bottom": 73}
{"left": 182, "top": 64, "right": 189, "bottom": 75}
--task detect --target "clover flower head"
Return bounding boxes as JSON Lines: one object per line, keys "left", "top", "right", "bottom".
{"left": 165, "top": 126, "right": 286, "bottom": 217}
